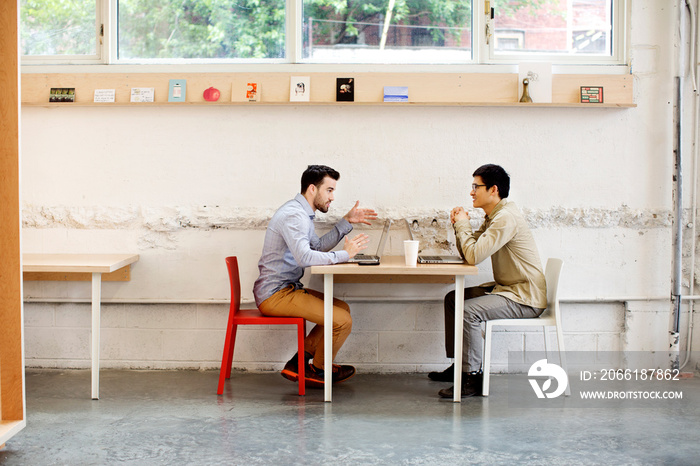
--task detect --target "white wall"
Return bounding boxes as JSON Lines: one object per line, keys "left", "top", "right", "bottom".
{"left": 21, "top": 1, "right": 698, "bottom": 373}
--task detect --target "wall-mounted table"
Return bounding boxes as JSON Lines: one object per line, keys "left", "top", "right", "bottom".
{"left": 23, "top": 254, "right": 140, "bottom": 399}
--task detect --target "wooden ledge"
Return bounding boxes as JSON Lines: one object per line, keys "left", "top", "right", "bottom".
{"left": 21, "top": 72, "right": 634, "bottom": 107}
{"left": 23, "top": 265, "right": 131, "bottom": 282}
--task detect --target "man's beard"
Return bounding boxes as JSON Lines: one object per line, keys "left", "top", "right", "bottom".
{"left": 314, "top": 200, "right": 329, "bottom": 213}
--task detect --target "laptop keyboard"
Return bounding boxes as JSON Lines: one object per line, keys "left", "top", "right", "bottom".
{"left": 352, "top": 254, "right": 379, "bottom": 261}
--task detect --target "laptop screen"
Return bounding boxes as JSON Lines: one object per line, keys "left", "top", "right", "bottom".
{"left": 374, "top": 219, "right": 392, "bottom": 257}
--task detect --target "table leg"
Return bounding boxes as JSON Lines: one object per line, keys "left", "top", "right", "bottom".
{"left": 323, "top": 273, "right": 333, "bottom": 402}
{"left": 453, "top": 275, "right": 465, "bottom": 402}
{"left": 91, "top": 272, "right": 102, "bottom": 400}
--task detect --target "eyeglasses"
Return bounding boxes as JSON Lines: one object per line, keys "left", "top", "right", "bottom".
{"left": 471, "top": 184, "right": 486, "bottom": 191}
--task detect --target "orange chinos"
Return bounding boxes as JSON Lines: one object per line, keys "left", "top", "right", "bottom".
{"left": 258, "top": 285, "right": 352, "bottom": 368}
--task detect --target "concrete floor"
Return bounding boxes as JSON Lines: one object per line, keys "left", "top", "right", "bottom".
{"left": 2, "top": 369, "right": 699, "bottom": 465}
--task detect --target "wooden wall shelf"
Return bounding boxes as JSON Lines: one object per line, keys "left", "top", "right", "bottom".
{"left": 23, "top": 101, "right": 635, "bottom": 108}
{"left": 21, "top": 72, "right": 635, "bottom": 108}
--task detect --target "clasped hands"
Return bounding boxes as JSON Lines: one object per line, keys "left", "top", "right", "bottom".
{"left": 450, "top": 206, "right": 470, "bottom": 224}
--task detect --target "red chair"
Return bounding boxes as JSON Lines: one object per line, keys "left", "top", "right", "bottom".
{"left": 217, "top": 256, "right": 306, "bottom": 396}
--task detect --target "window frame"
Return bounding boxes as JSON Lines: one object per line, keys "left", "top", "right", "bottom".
{"left": 20, "top": 0, "right": 629, "bottom": 69}
{"left": 482, "top": 0, "right": 628, "bottom": 66}
{"left": 20, "top": 0, "right": 105, "bottom": 65}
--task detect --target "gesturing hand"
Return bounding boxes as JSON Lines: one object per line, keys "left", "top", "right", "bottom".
{"left": 343, "top": 233, "right": 370, "bottom": 258}
{"left": 344, "top": 201, "right": 378, "bottom": 225}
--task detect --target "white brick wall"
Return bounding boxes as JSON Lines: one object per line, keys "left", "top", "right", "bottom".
{"left": 24, "top": 300, "right": 632, "bottom": 374}
{"left": 19, "top": 1, "right": 698, "bottom": 373}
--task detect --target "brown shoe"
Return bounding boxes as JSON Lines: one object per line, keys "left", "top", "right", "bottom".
{"left": 331, "top": 363, "right": 356, "bottom": 384}
{"left": 304, "top": 363, "right": 326, "bottom": 389}
{"left": 304, "top": 363, "right": 357, "bottom": 388}
{"left": 280, "top": 351, "right": 313, "bottom": 383}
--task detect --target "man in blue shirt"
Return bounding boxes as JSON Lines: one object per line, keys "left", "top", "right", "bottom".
{"left": 254, "top": 165, "right": 377, "bottom": 388}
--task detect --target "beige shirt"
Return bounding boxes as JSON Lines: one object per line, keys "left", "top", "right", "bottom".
{"left": 453, "top": 199, "right": 547, "bottom": 309}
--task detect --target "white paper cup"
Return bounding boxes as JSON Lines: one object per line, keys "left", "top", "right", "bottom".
{"left": 404, "top": 240, "right": 419, "bottom": 267}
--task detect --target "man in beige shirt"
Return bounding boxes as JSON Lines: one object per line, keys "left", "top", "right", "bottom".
{"left": 430, "top": 164, "right": 547, "bottom": 398}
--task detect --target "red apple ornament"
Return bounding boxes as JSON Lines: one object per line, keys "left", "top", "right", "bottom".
{"left": 203, "top": 87, "right": 220, "bottom": 102}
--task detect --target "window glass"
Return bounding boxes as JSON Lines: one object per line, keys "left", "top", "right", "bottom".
{"left": 20, "top": 0, "right": 624, "bottom": 65}
{"left": 493, "top": 0, "right": 612, "bottom": 56}
{"left": 302, "top": 0, "right": 472, "bottom": 63}
{"left": 21, "top": 0, "right": 97, "bottom": 56}
{"left": 117, "top": 0, "right": 286, "bottom": 60}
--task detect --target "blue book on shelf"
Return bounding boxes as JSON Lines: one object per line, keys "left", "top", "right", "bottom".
{"left": 384, "top": 86, "right": 408, "bottom": 102}
{"left": 168, "top": 79, "right": 187, "bottom": 102}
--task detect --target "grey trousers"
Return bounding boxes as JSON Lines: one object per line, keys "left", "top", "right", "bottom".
{"left": 444, "top": 286, "right": 544, "bottom": 372}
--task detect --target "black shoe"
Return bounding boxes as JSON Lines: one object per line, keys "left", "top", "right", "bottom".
{"left": 438, "top": 372, "right": 483, "bottom": 398}
{"left": 428, "top": 364, "right": 454, "bottom": 382}
{"left": 281, "top": 351, "right": 313, "bottom": 383}
{"left": 429, "top": 365, "right": 482, "bottom": 383}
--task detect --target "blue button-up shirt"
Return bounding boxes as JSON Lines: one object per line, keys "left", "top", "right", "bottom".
{"left": 253, "top": 193, "right": 353, "bottom": 306}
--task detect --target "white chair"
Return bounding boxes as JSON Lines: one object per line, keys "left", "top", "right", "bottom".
{"left": 482, "top": 258, "right": 569, "bottom": 396}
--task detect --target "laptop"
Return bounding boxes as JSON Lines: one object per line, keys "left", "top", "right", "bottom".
{"left": 348, "top": 219, "right": 392, "bottom": 265}
{"left": 405, "top": 219, "right": 465, "bottom": 264}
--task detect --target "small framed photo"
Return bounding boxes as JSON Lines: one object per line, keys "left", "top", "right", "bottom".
{"left": 130, "top": 87, "right": 155, "bottom": 103}
{"left": 94, "top": 89, "right": 116, "bottom": 103}
{"left": 580, "top": 86, "right": 604, "bottom": 103}
{"left": 246, "top": 82, "right": 260, "bottom": 102}
{"left": 383, "top": 86, "right": 408, "bottom": 102}
{"left": 49, "top": 88, "right": 75, "bottom": 103}
{"left": 290, "top": 76, "right": 310, "bottom": 102}
{"left": 168, "top": 79, "right": 187, "bottom": 102}
{"left": 336, "top": 78, "right": 354, "bottom": 102}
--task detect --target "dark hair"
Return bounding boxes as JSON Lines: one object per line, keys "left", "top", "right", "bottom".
{"left": 301, "top": 165, "right": 340, "bottom": 194}
{"left": 473, "top": 164, "right": 510, "bottom": 198}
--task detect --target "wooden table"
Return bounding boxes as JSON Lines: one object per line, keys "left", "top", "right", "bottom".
{"left": 23, "top": 254, "right": 140, "bottom": 399}
{"left": 310, "top": 255, "right": 478, "bottom": 402}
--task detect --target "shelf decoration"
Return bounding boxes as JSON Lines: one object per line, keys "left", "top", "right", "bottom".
{"left": 290, "top": 76, "right": 310, "bottom": 102}
{"left": 580, "top": 86, "right": 604, "bottom": 103}
{"left": 94, "top": 89, "right": 115, "bottom": 103}
{"left": 518, "top": 62, "right": 552, "bottom": 103}
{"left": 203, "top": 87, "right": 220, "bottom": 102}
{"left": 383, "top": 86, "right": 408, "bottom": 102}
{"left": 336, "top": 78, "right": 354, "bottom": 102}
{"left": 49, "top": 88, "right": 75, "bottom": 103}
{"left": 246, "top": 82, "right": 260, "bottom": 102}
{"left": 168, "top": 79, "right": 187, "bottom": 102}
{"left": 519, "top": 79, "right": 532, "bottom": 103}
{"left": 130, "top": 88, "right": 155, "bottom": 103}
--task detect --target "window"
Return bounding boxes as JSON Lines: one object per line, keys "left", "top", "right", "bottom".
{"left": 302, "top": 0, "right": 472, "bottom": 64}
{"left": 490, "top": 0, "right": 620, "bottom": 63}
{"left": 20, "top": 0, "right": 627, "bottom": 66}
{"left": 117, "top": 0, "right": 286, "bottom": 60}
{"left": 20, "top": 0, "right": 101, "bottom": 61}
